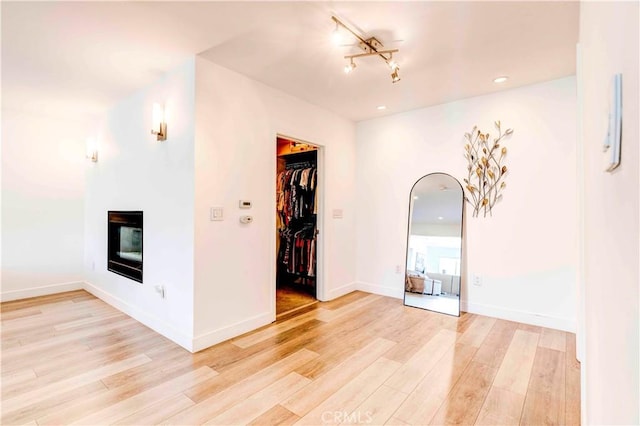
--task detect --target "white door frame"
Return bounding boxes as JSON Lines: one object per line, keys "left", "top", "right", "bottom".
{"left": 270, "top": 134, "right": 325, "bottom": 322}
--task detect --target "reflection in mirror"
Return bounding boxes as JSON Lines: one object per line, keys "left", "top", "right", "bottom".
{"left": 404, "top": 173, "right": 463, "bottom": 316}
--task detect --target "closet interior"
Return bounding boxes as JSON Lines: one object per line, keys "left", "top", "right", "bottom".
{"left": 276, "top": 137, "right": 319, "bottom": 317}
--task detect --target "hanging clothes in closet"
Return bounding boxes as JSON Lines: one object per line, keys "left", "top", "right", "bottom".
{"left": 277, "top": 161, "right": 317, "bottom": 286}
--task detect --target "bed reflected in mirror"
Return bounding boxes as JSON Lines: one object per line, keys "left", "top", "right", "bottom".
{"left": 405, "top": 173, "right": 463, "bottom": 316}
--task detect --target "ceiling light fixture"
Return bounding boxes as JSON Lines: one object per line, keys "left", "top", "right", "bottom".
{"left": 438, "top": 216, "right": 444, "bottom": 220}
{"left": 493, "top": 76, "right": 509, "bottom": 84}
{"left": 377, "top": 105, "right": 387, "bottom": 110}
{"left": 331, "top": 15, "right": 401, "bottom": 84}
{"left": 289, "top": 140, "right": 312, "bottom": 152}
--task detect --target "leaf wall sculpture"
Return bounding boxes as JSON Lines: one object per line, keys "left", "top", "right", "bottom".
{"left": 463, "top": 121, "right": 514, "bottom": 217}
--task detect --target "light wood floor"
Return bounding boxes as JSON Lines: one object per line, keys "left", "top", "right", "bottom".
{"left": 0, "top": 290, "right": 580, "bottom": 425}
{"left": 276, "top": 285, "right": 317, "bottom": 318}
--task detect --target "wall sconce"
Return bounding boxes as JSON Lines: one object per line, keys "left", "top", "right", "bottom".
{"left": 151, "top": 102, "right": 167, "bottom": 141}
{"left": 86, "top": 138, "right": 98, "bottom": 162}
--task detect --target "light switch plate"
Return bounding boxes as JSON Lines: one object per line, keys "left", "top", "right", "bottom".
{"left": 604, "top": 73, "right": 622, "bottom": 172}
{"left": 472, "top": 274, "right": 483, "bottom": 287}
{"left": 210, "top": 207, "right": 223, "bottom": 221}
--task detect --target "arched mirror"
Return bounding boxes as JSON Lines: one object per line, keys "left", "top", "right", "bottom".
{"left": 404, "top": 173, "right": 463, "bottom": 316}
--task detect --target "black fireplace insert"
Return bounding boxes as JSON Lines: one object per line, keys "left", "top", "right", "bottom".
{"left": 108, "top": 211, "right": 143, "bottom": 283}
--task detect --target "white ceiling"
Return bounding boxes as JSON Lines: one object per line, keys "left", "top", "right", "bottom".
{"left": 1, "top": 1, "right": 579, "bottom": 122}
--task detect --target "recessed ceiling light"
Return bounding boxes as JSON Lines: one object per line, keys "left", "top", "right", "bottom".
{"left": 377, "top": 105, "right": 387, "bottom": 110}
{"left": 437, "top": 216, "right": 444, "bottom": 220}
{"left": 413, "top": 196, "right": 419, "bottom": 200}
{"left": 493, "top": 76, "right": 509, "bottom": 84}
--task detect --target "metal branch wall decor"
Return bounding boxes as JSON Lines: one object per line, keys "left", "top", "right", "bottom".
{"left": 463, "top": 121, "right": 514, "bottom": 217}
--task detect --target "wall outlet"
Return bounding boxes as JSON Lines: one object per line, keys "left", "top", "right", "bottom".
{"left": 154, "top": 285, "right": 165, "bottom": 299}
{"left": 91, "top": 261, "right": 95, "bottom": 271}
{"left": 472, "top": 274, "right": 483, "bottom": 287}
{"left": 395, "top": 265, "right": 401, "bottom": 274}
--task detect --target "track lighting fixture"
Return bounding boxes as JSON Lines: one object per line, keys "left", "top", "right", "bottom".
{"left": 332, "top": 15, "right": 402, "bottom": 84}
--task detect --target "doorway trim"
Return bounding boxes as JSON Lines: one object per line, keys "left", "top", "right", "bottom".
{"left": 270, "top": 134, "right": 325, "bottom": 322}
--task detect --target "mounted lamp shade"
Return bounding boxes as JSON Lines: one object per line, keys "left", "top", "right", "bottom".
{"left": 151, "top": 102, "right": 167, "bottom": 141}
{"left": 86, "top": 138, "right": 98, "bottom": 162}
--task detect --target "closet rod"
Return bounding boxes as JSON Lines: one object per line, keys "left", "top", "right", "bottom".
{"left": 285, "top": 161, "right": 314, "bottom": 170}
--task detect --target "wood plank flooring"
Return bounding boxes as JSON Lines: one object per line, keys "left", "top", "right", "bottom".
{"left": 0, "top": 290, "right": 580, "bottom": 425}
{"left": 276, "top": 285, "right": 317, "bottom": 318}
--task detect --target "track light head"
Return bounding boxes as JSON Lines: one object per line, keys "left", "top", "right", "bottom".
{"left": 391, "top": 69, "right": 401, "bottom": 83}
{"left": 388, "top": 60, "right": 399, "bottom": 71}
{"left": 331, "top": 23, "right": 343, "bottom": 46}
{"left": 344, "top": 59, "right": 356, "bottom": 74}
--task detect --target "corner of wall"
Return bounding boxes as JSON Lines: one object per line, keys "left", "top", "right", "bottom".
{"left": 461, "top": 301, "right": 576, "bottom": 332}
{"left": 324, "top": 281, "right": 359, "bottom": 301}
{"left": 192, "top": 56, "right": 358, "bottom": 348}
{"left": 191, "top": 311, "right": 273, "bottom": 352}
{"left": 354, "top": 77, "right": 579, "bottom": 335}
{"left": 83, "top": 281, "right": 194, "bottom": 352}
{"left": 356, "top": 281, "right": 403, "bottom": 300}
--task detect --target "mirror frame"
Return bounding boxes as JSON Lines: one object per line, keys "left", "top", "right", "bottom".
{"left": 403, "top": 172, "right": 464, "bottom": 317}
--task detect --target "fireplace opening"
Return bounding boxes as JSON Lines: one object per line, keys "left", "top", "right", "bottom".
{"left": 108, "top": 211, "right": 143, "bottom": 283}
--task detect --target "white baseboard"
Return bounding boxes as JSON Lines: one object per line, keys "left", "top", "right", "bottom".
{"left": 0, "top": 281, "right": 84, "bottom": 302}
{"left": 324, "top": 281, "right": 357, "bottom": 301}
{"left": 83, "top": 281, "right": 194, "bottom": 352}
{"left": 192, "top": 312, "right": 273, "bottom": 353}
{"left": 461, "top": 301, "right": 576, "bottom": 332}
{"left": 356, "top": 281, "right": 403, "bottom": 299}
{"left": 353, "top": 282, "right": 575, "bottom": 332}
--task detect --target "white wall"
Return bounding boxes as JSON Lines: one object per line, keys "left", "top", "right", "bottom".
{"left": 1, "top": 110, "right": 87, "bottom": 300}
{"left": 193, "top": 57, "right": 356, "bottom": 350}
{"left": 84, "top": 59, "right": 196, "bottom": 350}
{"left": 579, "top": 1, "right": 639, "bottom": 424}
{"left": 356, "top": 77, "right": 578, "bottom": 331}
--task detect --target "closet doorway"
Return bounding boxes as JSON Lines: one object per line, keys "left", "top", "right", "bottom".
{"left": 275, "top": 136, "right": 321, "bottom": 318}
